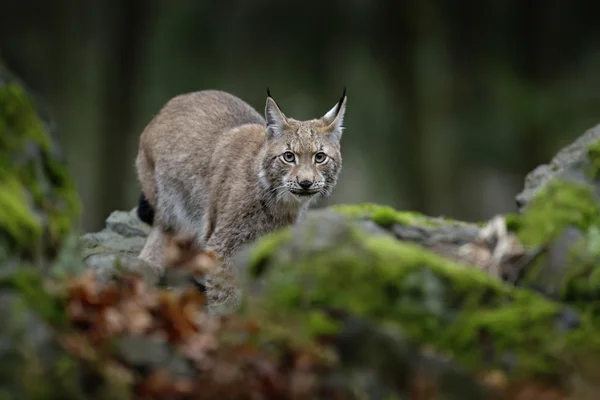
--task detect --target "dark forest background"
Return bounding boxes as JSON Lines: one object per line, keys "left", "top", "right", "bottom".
{"left": 1, "top": 0, "right": 600, "bottom": 232}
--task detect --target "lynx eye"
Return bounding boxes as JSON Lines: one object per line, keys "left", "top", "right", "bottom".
{"left": 314, "top": 152, "right": 327, "bottom": 164}
{"left": 281, "top": 151, "right": 296, "bottom": 163}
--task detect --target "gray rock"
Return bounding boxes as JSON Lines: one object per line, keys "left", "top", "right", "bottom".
{"left": 117, "top": 334, "right": 169, "bottom": 366}
{"left": 391, "top": 222, "right": 479, "bottom": 246}
{"left": 331, "top": 314, "right": 493, "bottom": 399}
{"left": 83, "top": 204, "right": 505, "bottom": 301}
{"left": 106, "top": 209, "right": 151, "bottom": 238}
{"left": 81, "top": 230, "right": 146, "bottom": 257}
{"left": 80, "top": 208, "right": 157, "bottom": 283}
{"left": 513, "top": 123, "right": 600, "bottom": 298}
{"left": 516, "top": 123, "right": 600, "bottom": 211}
{"left": 234, "top": 209, "right": 392, "bottom": 287}
{"left": 85, "top": 253, "right": 160, "bottom": 285}
{"left": 0, "top": 286, "right": 71, "bottom": 398}
{"left": 117, "top": 334, "right": 195, "bottom": 378}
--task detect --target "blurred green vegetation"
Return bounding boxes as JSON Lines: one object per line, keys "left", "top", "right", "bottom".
{"left": 1, "top": 0, "right": 599, "bottom": 232}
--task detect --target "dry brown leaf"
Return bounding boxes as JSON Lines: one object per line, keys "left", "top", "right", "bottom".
{"left": 156, "top": 291, "right": 199, "bottom": 343}
{"left": 164, "top": 232, "right": 220, "bottom": 277}
{"left": 58, "top": 263, "right": 356, "bottom": 399}
{"left": 189, "top": 251, "right": 219, "bottom": 275}
{"left": 102, "top": 306, "right": 125, "bottom": 336}
{"left": 120, "top": 299, "right": 153, "bottom": 335}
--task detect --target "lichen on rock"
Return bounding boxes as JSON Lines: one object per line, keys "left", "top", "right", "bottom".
{"left": 0, "top": 77, "right": 80, "bottom": 263}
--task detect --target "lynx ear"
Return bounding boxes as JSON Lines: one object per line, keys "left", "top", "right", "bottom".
{"left": 265, "top": 88, "right": 289, "bottom": 139}
{"left": 320, "top": 87, "right": 347, "bottom": 140}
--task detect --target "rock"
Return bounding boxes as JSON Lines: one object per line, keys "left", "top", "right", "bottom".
{"left": 329, "top": 313, "right": 493, "bottom": 399}
{"left": 105, "top": 209, "right": 151, "bottom": 238}
{"left": 117, "top": 335, "right": 195, "bottom": 379}
{"left": 85, "top": 253, "right": 160, "bottom": 285}
{"left": 80, "top": 208, "right": 150, "bottom": 258}
{"left": 240, "top": 208, "right": 600, "bottom": 391}
{"left": 516, "top": 122, "right": 600, "bottom": 211}
{"left": 80, "top": 208, "right": 158, "bottom": 284}
{"left": 509, "top": 125, "right": 600, "bottom": 307}
{"left": 83, "top": 203, "right": 532, "bottom": 308}
{"left": 0, "top": 73, "right": 80, "bottom": 264}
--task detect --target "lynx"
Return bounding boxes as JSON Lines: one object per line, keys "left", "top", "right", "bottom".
{"left": 135, "top": 88, "right": 347, "bottom": 312}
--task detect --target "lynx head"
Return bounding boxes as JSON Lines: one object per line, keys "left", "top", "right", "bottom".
{"left": 259, "top": 88, "right": 347, "bottom": 206}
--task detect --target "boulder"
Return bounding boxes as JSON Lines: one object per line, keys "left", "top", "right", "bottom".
{"left": 80, "top": 208, "right": 159, "bottom": 285}
{"left": 510, "top": 124, "right": 600, "bottom": 313}
{"left": 0, "top": 71, "right": 80, "bottom": 265}
{"left": 239, "top": 208, "right": 600, "bottom": 389}
{"left": 516, "top": 122, "right": 600, "bottom": 211}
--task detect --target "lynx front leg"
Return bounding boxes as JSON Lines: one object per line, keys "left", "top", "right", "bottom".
{"left": 200, "top": 237, "right": 241, "bottom": 315}
{"left": 138, "top": 226, "right": 169, "bottom": 271}
{"left": 203, "top": 258, "right": 242, "bottom": 315}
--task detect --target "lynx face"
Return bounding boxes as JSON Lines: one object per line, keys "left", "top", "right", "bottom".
{"left": 259, "top": 90, "right": 346, "bottom": 206}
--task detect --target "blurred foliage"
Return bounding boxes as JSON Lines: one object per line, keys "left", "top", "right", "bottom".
{"left": 1, "top": 0, "right": 600, "bottom": 231}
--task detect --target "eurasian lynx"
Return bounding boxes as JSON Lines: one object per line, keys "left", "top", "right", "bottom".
{"left": 135, "top": 88, "right": 347, "bottom": 312}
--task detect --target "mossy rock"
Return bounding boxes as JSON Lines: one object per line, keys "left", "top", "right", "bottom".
{"left": 0, "top": 75, "right": 80, "bottom": 263}
{"left": 514, "top": 180, "right": 599, "bottom": 248}
{"left": 516, "top": 122, "right": 600, "bottom": 211}
{"left": 508, "top": 179, "right": 600, "bottom": 320}
{"left": 330, "top": 202, "right": 474, "bottom": 228}
{"left": 509, "top": 122, "right": 600, "bottom": 321}
{"left": 241, "top": 209, "right": 600, "bottom": 389}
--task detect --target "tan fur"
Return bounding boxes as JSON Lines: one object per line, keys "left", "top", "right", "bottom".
{"left": 135, "top": 89, "right": 347, "bottom": 313}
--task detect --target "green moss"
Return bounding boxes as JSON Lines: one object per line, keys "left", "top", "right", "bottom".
{"left": 0, "top": 267, "right": 67, "bottom": 327}
{"left": 510, "top": 178, "right": 600, "bottom": 316}
{"left": 247, "top": 228, "right": 293, "bottom": 277}
{"left": 558, "top": 223, "right": 600, "bottom": 314}
{"left": 585, "top": 139, "right": 600, "bottom": 179}
{"left": 504, "top": 212, "right": 521, "bottom": 232}
{"left": 0, "top": 80, "right": 81, "bottom": 261}
{"left": 515, "top": 179, "right": 599, "bottom": 247}
{"left": 0, "top": 178, "right": 43, "bottom": 250}
{"left": 245, "top": 220, "right": 600, "bottom": 380}
{"left": 329, "top": 202, "right": 465, "bottom": 228}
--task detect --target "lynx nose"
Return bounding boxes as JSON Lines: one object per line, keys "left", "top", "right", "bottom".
{"left": 298, "top": 180, "right": 313, "bottom": 190}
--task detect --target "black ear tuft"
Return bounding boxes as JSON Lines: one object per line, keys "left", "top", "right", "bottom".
{"left": 339, "top": 86, "right": 347, "bottom": 107}
{"left": 332, "top": 86, "right": 346, "bottom": 116}
{"left": 266, "top": 87, "right": 285, "bottom": 114}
